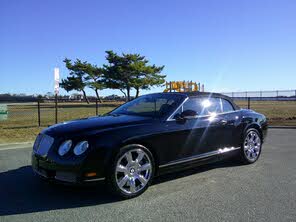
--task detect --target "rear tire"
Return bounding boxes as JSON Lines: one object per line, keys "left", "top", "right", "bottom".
{"left": 107, "top": 145, "right": 155, "bottom": 199}
{"left": 239, "top": 128, "right": 262, "bottom": 164}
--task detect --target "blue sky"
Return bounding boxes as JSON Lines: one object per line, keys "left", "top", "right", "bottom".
{"left": 1, "top": 0, "right": 296, "bottom": 96}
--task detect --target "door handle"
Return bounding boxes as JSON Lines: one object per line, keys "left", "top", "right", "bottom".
{"left": 211, "top": 119, "right": 228, "bottom": 126}
{"left": 220, "top": 119, "right": 228, "bottom": 125}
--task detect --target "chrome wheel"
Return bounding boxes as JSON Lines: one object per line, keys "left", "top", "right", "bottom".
{"left": 244, "top": 131, "right": 261, "bottom": 161}
{"left": 115, "top": 148, "right": 152, "bottom": 194}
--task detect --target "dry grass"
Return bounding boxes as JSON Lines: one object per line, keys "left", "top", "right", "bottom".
{"left": 0, "top": 100, "right": 295, "bottom": 143}
{"left": 0, "top": 102, "right": 121, "bottom": 143}
{"left": 236, "top": 100, "right": 296, "bottom": 126}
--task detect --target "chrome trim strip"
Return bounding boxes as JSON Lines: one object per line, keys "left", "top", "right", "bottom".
{"left": 167, "top": 109, "right": 241, "bottom": 122}
{"left": 84, "top": 177, "right": 105, "bottom": 182}
{"left": 166, "top": 97, "right": 189, "bottom": 121}
{"left": 159, "top": 146, "right": 240, "bottom": 168}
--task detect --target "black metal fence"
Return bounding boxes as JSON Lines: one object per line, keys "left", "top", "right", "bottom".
{"left": 220, "top": 90, "right": 296, "bottom": 126}
{"left": 36, "top": 98, "right": 102, "bottom": 126}
{"left": 0, "top": 99, "right": 122, "bottom": 129}
{"left": 221, "top": 90, "right": 296, "bottom": 101}
{"left": 1, "top": 90, "right": 296, "bottom": 129}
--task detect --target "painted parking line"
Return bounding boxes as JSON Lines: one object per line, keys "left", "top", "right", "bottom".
{"left": 0, "top": 143, "right": 33, "bottom": 151}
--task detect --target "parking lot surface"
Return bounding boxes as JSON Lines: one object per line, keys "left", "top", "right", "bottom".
{"left": 0, "top": 129, "right": 295, "bottom": 222}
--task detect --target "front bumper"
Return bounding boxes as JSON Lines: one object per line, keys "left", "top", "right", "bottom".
{"left": 31, "top": 153, "right": 105, "bottom": 185}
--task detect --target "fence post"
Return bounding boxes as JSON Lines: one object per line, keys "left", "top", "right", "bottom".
{"left": 247, "top": 97, "right": 250, "bottom": 109}
{"left": 96, "top": 99, "right": 98, "bottom": 116}
{"left": 37, "top": 100, "right": 41, "bottom": 127}
{"left": 55, "top": 94, "right": 58, "bottom": 124}
{"left": 231, "top": 92, "right": 234, "bottom": 99}
{"left": 260, "top": 91, "right": 262, "bottom": 101}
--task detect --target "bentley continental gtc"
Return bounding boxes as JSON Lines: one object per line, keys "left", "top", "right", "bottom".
{"left": 32, "top": 92, "right": 268, "bottom": 198}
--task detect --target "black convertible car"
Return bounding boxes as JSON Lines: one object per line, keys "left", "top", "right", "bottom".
{"left": 32, "top": 92, "right": 268, "bottom": 198}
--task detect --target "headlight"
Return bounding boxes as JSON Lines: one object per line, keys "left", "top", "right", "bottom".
{"left": 73, "top": 141, "right": 89, "bottom": 155}
{"left": 58, "top": 140, "right": 72, "bottom": 156}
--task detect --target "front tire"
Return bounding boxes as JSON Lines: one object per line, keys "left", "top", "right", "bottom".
{"left": 239, "top": 128, "right": 262, "bottom": 164}
{"left": 107, "top": 145, "right": 155, "bottom": 199}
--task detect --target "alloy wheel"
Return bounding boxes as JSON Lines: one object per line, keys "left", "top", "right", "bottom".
{"left": 115, "top": 148, "right": 152, "bottom": 194}
{"left": 244, "top": 131, "right": 261, "bottom": 161}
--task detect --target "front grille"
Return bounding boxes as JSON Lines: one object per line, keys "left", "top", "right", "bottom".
{"left": 33, "top": 134, "right": 54, "bottom": 157}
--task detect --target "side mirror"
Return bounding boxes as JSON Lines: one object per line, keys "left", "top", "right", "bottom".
{"left": 181, "top": 110, "right": 198, "bottom": 119}
{"left": 174, "top": 113, "right": 184, "bottom": 122}
{"left": 174, "top": 110, "right": 198, "bottom": 122}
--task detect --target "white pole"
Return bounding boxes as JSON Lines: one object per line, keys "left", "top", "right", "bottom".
{"left": 54, "top": 68, "right": 60, "bottom": 95}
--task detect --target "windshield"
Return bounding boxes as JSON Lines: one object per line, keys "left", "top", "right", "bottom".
{"left": 110, "top": 94, "right": 185, "bottom": 118}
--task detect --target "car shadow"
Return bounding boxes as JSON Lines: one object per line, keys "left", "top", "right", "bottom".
{"left": 0, "top": 166, "right": 120, "bottom": 216}
{"left": 0, "top": 158, "right": 242, "bottom": 216}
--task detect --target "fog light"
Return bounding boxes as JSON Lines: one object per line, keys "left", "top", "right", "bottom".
{"left": 73, "top": 141, "right": 89, "bottom": 155}
{"left": 58, "top": 140, "right": 72, "bottom": 156}
{"left": 85, "top": 172, "right": 97, "bottom": 177}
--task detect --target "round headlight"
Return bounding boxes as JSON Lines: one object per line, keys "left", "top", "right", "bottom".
{"left": 58, "top": 140, "right": 72, "bottom": 156}
{"left": 73, "top": 141, "right": 89, "bottom": 156}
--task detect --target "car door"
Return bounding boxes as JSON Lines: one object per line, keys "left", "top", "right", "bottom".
{"left": 193, "top": 97, "right": 243, "bottom": 154}
{"left": 163, "top": 97, "right": 239, "bottom": 160}
{"left": 218, "top": 98, "right": 242, "bottom": 148}
{"left": 159, "top": 97, "right": 205, "bottom": 161}
{"left": 187, "top": 97, "right": 230, "bottom": 155}
{"left": 162, "top": 97, "right": 222, "bottom": 159}
{"left": 157, "top": 96, "right": 241, "bottom": 165}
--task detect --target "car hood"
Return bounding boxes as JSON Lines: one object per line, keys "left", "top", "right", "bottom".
{"left": 42, "top": 114, "right": 152, "bottom": 138}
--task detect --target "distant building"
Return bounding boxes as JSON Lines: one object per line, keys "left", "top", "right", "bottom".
{"left": 103, "top": 94, "right": 125, "bottom": 101}
{"left": 70, "top": 93, "right": 84, "bottom": 101}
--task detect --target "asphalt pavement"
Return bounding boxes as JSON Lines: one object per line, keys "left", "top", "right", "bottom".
{"left": 0, "top": 129, "right": 295, "bottom": 222}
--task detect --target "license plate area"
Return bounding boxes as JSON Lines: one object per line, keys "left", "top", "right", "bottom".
{"left": 55, "top": 171, "right": 77, "bottom": 183}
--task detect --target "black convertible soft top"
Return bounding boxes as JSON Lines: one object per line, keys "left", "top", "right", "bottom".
{"left": 162, "top": 91, "right": 240, "bottom": 110}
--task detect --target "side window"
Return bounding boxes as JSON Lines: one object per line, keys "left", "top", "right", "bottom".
{"left": 173, "top": 98, "right": 201, "bottom": 118}
{"left": 126, "top": 97, "right": 178, "bottom": 117}
{"left": 182, "top": 98, "right": 203, "bottom": 115}
{"left": 173, "top": 97, "right": 222, "bottom": 118}
{"left": 203, "top": 98, "right": 222, "bottom": 114}
{"left": 221, "top": 99, "right": 234, "bottom": 112}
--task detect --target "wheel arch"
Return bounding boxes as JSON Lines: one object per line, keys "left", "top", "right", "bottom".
{"left": 243, "top": 123, "right": 263, "bottom": 141}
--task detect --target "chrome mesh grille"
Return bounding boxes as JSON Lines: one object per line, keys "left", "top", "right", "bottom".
{"left": 33, "top": 134, "right": 54, "bottom": 157}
